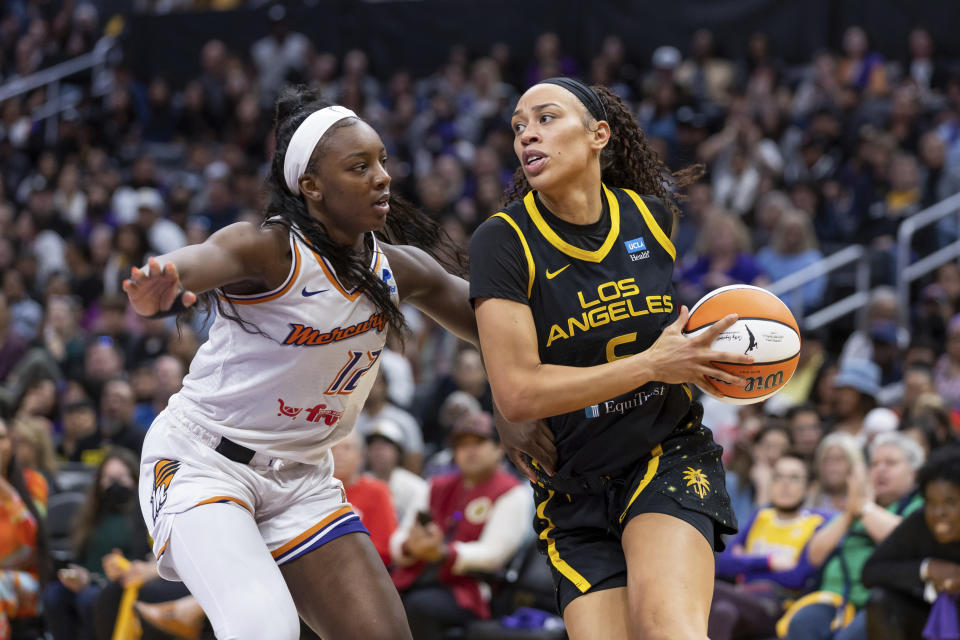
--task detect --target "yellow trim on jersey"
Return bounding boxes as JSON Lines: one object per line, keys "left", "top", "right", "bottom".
{"left": 490, "top": 212, "right": 535, "bottom": 298}
{"left": 219, "top": 237, "right": 302, "bottom": 305}
{"left": 523, "top": 184, "right": 620, "bottom": 263}
{"left": 536, "top": 490, "right": 592, "bottom": 592}
{"left": 621, "top": 189, "right": 676, "bottom": 261}
{"left": 270, "top": 506, "right": 355, "bottom": 558}
{"left": 618, "top": 444, "right": 664, "bottom": 524}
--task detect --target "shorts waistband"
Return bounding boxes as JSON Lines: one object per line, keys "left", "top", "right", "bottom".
{"left": 164, "top": 407, "right": 301, "bottom": 471}
{"left": 534, "top": 401, "right": 704, "bottom": 495}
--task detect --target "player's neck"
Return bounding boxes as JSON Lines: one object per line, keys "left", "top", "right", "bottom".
{"left": 537, "top": 172, "right": 603, "bottom": 226}
{"left": 306, "top": 202, "right": 368, "bottom": 252}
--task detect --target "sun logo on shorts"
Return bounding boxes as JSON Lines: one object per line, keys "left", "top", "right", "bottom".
{"left": 682, "top": 467, "right": 711, "bottom": 499}
{"left": 151, "top": 459, "right": 181, "bottom": 523}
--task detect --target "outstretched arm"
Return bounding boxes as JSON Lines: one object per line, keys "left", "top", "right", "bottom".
{"left": 384, "top": 243, "right": 478, "bottom": 346}
{"left": 122, "top": 222, "right": 289, "bottom": 317}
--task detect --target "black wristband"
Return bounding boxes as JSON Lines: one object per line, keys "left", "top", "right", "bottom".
{"left": 147, "top": 292, "right": 191, "bottom": 318}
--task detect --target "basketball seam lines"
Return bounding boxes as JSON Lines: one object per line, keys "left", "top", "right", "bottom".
{"left": 710, "top": 352, "right": 801, "bottom": 366}
{"left": 682, "top": 316, "right": 800, "bottom": 334}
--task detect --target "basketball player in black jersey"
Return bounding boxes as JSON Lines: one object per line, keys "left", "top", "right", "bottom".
{"left": 469, "top": 78, "right": 754, "bottom": 640}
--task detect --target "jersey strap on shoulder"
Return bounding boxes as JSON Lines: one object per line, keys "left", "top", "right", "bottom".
{"left": 523, "top": 184, "right": 621, "bottom": 263}
{"left": 621, "top": 189, "right": 676, "bottom": 261}
{"left": 490, "top": 212, "right": 536, "bottom": 298}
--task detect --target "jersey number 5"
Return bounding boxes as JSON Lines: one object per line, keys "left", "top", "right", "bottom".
{"left": 326, "top": 349, "right": 382, "bottom": 395}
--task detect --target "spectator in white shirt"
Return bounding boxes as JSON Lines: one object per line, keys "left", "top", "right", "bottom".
{"left": 365, "top": 417, "right": 428, "bottom": 524}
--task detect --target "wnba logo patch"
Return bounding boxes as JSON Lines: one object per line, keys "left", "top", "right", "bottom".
{"left": 151, "top": 459, "right": 181, "bottom": 523}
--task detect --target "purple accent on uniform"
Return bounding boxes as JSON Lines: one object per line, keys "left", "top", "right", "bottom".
{"left": 274, "top": 515, "right": 369, "bottom": 565}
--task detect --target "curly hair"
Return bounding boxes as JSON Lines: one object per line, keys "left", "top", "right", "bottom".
{"left": 206, "top": 86, "right": 465, "bottom": 337}
{"left": 916, "top": 445, "right": 960, "bottom": 493}
{"left": 502, "top": 84, "right": 703, "bottom": 216}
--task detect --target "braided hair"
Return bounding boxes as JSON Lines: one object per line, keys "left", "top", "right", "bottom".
{"left": 209, "top": 86, "right": 465, "bottom": 336}
{"left": 502, "top": 85, "right": 703, "bottom": 215}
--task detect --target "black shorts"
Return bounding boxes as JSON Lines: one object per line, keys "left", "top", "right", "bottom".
{"left": 531, "top": 404, "right": 737, "bottom": 614}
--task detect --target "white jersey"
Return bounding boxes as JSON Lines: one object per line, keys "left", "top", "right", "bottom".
{"left": 167, "top": 230, "right": 398, "bottom": 465}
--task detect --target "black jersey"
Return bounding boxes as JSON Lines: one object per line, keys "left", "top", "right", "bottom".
{"left": 469, "top": 184, "right": 694, "bottom": 477}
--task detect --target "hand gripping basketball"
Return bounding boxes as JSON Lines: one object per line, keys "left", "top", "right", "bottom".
{"left": 682, "top": 285, "right": 801, "bottom": 404}
{"left": 645, "top": 305, "right": 752, "bottom": 397}
{"left": 122, "top": 256, "right": 197, "bottom": 318}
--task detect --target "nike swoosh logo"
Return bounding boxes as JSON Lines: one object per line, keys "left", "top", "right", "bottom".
{"left": 301, "top": 287, "right": 328, "bottom": 297}
{"left": 545, "top": 265, "right": 570, "bottom": 279}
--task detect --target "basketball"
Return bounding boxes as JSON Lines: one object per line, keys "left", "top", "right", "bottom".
{"left": 682, "top": 285, "right": 801, "bottom": 405}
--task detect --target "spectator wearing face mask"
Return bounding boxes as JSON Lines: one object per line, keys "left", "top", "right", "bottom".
{"left": 42, "top": 449, "right": 150, "bottom": 640}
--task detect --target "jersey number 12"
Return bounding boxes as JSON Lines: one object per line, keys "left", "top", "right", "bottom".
{"left": 326, "top": 349, "right": 383, "bottom": 395}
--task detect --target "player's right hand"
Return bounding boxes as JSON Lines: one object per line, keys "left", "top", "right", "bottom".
{"left": 494, "top": 410, "right": 556, "bottom": 482}
{"left": 122, "top": 256, "right": 197, "bottom": 317}
{"left": 644, "top": 305, "right": 753, "bottom": 397}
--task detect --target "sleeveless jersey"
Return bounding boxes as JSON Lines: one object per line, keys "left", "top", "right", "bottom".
{"left": 469, "top": 184, "right": 695, "bottom": 477}
{"left": 743, "top": 507, "right": 827, "bottom": 564}
{"left": 167, "top": 231, "right": 397, "bottom": 465}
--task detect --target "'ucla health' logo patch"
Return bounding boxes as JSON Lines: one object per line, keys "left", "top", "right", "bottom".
{"left": 625, "top": 237, "right": 650, "bottom": 262}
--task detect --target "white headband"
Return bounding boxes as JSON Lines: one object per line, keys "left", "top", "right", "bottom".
{"left": 283, "top": 105, "right": 358, "bottom": 195}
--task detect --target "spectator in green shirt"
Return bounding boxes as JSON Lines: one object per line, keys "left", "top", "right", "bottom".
{"left": 42, "top": 448, "right": 149, "bottom": 640}
{"left": 783, "top": 432, "right": 925, "bottom": 640}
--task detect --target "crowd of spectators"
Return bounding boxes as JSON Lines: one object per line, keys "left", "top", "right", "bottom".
{"left": 4, "top": 0, "right": 960, "bottom": 638}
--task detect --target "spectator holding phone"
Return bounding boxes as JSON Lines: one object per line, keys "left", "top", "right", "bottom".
{"left": 390, "top": 411, "right": 533, "bottom": 640}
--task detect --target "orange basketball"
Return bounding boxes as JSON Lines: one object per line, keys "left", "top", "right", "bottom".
{"left": 682, "top": 285, "right": 801, "bottom": 405}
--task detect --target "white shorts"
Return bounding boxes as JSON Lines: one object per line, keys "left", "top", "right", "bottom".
{"left": 139, "top": 408, "right": 367, "bottom": 581}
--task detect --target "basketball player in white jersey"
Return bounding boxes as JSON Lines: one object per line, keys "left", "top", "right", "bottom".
{"left": 122, "top": 87, "right": 479, "bottom": 640}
